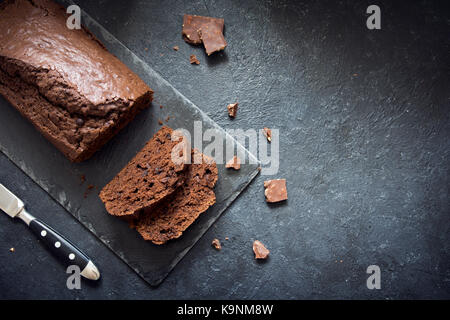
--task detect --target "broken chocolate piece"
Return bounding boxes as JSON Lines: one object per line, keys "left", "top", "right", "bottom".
{"left": 182, "top": 14, "right": 227, "bottom": 55}
{"left": 198, "top": 25, "right": 227, "bottom": 56}
{"left": 227, "top": 103, "right": 238, "bottom": 117}
{"left": 264, "top": 179, "right": 288, "bottom": 203}
{"left": 190, "top": 54, "right": 200, "bottom": 65}
{"left": 263, "top": 127, "right": 272, "bottom": 142}
{"left": 226, "top": 156, "right": 241, "bottom": 170}
{"left": 253, "top": 240, "right": 269, "bottom": 259}
{"left": 212, "top": 238, "right": 222, "bottom": 250}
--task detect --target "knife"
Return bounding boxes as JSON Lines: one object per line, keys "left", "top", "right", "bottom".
{"left": 0, "top": 183, "right": 100, "bottom": 280}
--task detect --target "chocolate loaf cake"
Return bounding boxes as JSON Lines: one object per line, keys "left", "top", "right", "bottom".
{"left": 99, "top": 126, "right": 187, "bottom": 217}
{"left": 136, "top": 149, "right": 218, "bottom": 244}
{"left": 0, "top": 0, "right": 153, "bottom": 162}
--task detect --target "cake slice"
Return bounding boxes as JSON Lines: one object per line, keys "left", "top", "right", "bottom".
{"left": 99, "top": 126, "right": 187, "bottom": 217}
{"left": 136, "top": 149, "right": 218, "bottom": 244}
{"left": 0, "top": 0, "right": 153, "bottom": 162}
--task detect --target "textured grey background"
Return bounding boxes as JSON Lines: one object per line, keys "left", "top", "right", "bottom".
{"left": 0, "top": 0, "right": 449, "bottom": 299}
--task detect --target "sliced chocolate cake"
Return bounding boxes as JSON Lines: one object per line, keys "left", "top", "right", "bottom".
{"left": 136, "top": 149, "right": 218, "bottom": 244}
{"left": 99, "top": 126, "right": 187, "bottom": 217}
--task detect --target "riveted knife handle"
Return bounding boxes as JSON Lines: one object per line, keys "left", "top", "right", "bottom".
{"left": 29, "top": 219, "right": 99, "bottom": 280}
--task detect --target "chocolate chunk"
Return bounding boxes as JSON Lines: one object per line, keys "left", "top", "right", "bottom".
{"left": 212, "top": 238, "right": 222, "bottom": 250}
{"left": 225, "top": 156, "right": 241, "bottom": 170}
{"left": 190, "top": 54, "right": 200, "bottom": 65}
{"left": 182, "top": 14, "right": 227, "bottom": 55}
{"left": 264, "top": 179, "right": 288, "bottom": 203}
{"left": 253, "top": 240, "right": 269, "bottom": 259}
{"left": 263, "top": 127, "right": 272, "bottom": 142}
{"left": 198, "top": 25, "right": 227, "bottom": 56}
{"left": 227, "top": 103, "right": 238, "bottom": 117}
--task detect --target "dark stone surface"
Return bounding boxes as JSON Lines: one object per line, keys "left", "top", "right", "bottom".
{"left": 0, "top": 0, "right": 449, "bottom": 299}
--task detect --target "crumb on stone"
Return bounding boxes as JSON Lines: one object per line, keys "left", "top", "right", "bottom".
{"left": 190, "top": 54, "right": 200, "bottom": 65}
{"left": 263, "top": 127, "right": 272, "bottom": 142}
{"left": 227, "top": 103, "right": 238, "bottom": 118}
{"left": 225, "top": 156, "right": 241, "bottom": 170}
{"left": 253, "top": 240, "right": 269, "bottom": 259}
{"left": 212, "top": 238, "right": 222, "bottom": 250}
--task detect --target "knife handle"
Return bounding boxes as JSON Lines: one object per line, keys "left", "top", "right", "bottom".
{"left": 28, "top": 218, "right": 100, "bottom": 280}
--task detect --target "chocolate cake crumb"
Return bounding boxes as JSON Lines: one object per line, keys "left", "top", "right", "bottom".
{"left": 253, "top": 240, "right": 269, "bottom": 259}
{"left": 190, "top": 54, "right": 200, "bottom": 64}
{"left": 173, "top": 46, "right": 179, "bottom": 51}
{"left": 99, "top": 126, "right": 187, "bottom": 217}
{"left": 212, "top": 238, "right": 221, "bottom": 250}
{"left": 227, "top": 103, "right": 238, "bottom": 118}
{"left": 226, "top": 156, "right": 241, "bottom": 170}
{"left": 263, "top": 127, "right": 272, "bottom": 142}
{"left": 264, "top": 179, "right": 288, "bottom": 203}
{"left": 158, "top": 120, "right": 163, "bottom": 125}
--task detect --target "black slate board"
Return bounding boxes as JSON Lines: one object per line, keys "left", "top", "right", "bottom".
{"left": 0, "top": 1, "right": 259, "bottom": 286}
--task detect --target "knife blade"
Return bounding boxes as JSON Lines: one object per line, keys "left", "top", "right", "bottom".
{"left": 0, "top": 183, "right": 100, "bottom": 281}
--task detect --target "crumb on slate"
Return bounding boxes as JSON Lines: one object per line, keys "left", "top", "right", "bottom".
{"left": 190, "top": 54, "right": 200, "bottom": 65}
{"left": 225, "top": 156, "right": 241, "bottom": 170}
{"left": 253, "top": 240, "right": 269, "bottom": 259}
{"left": 263, "top": 127, "right": 272, "bottom": 142}
{"left": 212, "top": 238, "right": 222, "bottom": 250}
{"left": 227, "top": 103, "right": 238, "bottom": 118}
